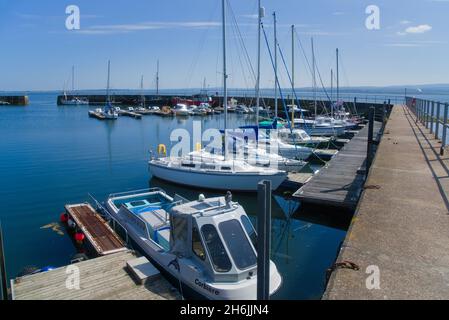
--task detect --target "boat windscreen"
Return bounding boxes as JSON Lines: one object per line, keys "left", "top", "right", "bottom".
{"left": 219, "top": 219, "right": 257, "bottom": 270}
{"left": 201, "top": 224, "right": 232, "bottom": 273}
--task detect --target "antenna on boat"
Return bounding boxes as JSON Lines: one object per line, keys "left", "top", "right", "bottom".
{"left": 273, "top": 11, "right": 278, "bottom": 119}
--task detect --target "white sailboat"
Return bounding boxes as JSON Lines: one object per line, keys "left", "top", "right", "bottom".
{"left": 149, "top": 0, "right": 287, "bottom": 191}
{"left": 89, "top": 60, "right": 118, "bottom": 119}
{"left": 104, "top": 188, "right": 282, "bottom": 299}
{"left": 189, "top": 147, "right": 306, "bottom": 172}
{"left": 61, "top": 66, "right": 89, "bottom": 105}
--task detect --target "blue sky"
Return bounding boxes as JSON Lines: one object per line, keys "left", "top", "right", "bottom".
{"left": 0, "top": 0, "right": 447, "bottom": 91}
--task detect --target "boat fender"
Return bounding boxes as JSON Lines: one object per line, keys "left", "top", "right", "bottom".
{"left": 60, "top": 213, "right": 69, "bottom": 223}
{"left": 75, "top": 232, "right": 85, "bottom": 244}
{"left": 157, "top": 144, "right": 167, "bottom": 156}
{"left": 198, "top": 194, "right": 206, "bottom": 202}
{"left": 67, "top": 219, "right": 76, "bottom": 229}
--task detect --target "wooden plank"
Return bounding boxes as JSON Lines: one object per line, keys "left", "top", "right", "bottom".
{"left": 11, "top": 251, "right": 180, "bottom": 300}
{"left": 65, "top": 204, "right": 126, "bottom": 255}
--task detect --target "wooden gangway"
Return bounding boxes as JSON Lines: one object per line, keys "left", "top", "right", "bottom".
{"left": 65, "top": 204, "right": 127, "bottom": 256}
{"left": 293, "top": 121, "right": 382, "bottom": 210}
{"left": 11, "top": 251, "right": 180, "bottom": 300}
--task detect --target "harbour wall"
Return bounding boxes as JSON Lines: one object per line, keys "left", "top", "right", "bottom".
{"left": 0, "top": 96, "right": 29, "bottom": 106}
{"left": 57, "top": 94, "right": 392, "bottom": 117}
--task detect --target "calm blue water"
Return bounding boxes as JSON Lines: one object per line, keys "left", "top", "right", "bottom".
{"left": 0, "top": 92, "right": 345, "bottom": 300}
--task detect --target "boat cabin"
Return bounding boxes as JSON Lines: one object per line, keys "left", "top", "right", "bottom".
{"left": 170, "top": 194, "right": 258, "bottom": 282}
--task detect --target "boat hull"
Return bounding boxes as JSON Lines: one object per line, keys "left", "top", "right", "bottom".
{"left": 149, "top": 162, "right": 286, "bottom": 191}
{"left": 105, "top": 201, "right": 282, "bottom": 300}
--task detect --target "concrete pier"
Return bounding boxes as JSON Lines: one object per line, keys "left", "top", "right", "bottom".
{"left": 324, "top": 105, "right": 449, "bottom": 300}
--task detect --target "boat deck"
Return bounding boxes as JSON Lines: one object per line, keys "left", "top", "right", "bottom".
{"left": 65, "top": 203, "right": 127, "bottom": 256}
{"left": 10, "top": 251, "right": 180, "bottom": 300}
{"left": 293, "top": 121, "right": 382, "bottom": 210}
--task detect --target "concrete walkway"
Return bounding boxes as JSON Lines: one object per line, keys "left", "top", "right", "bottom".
{"left": 324, "top": 105, "right": 449, "bottom": 300}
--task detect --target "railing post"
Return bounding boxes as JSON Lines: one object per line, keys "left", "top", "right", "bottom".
{"left": 436, "top": 102, "right": 441, "bottom": 139}
{"left": 442, "top": 103, "right": 449, "bottom": 156}
{"left": 257, "top": 180, "right": 271, "bottom": 301}
{"left": 426, "top": 101, "right": 430, "bottom": 128}
{"left": 416, "top": 100, "right": 422, "bottom": 123}
{"left": 367, "top": 107, "right": 375, "bottom": 175}
{"left": 429, "top": 101, "right": 435, "bottom": 133}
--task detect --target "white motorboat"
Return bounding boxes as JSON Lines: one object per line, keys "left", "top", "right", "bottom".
{"left": 172, "top": 104, "right": 192, "bottom": 116}
{"left": 292, "top": 118, "right": 346, "bottom": 136}
{"left": 277, "top": 128, "right": 331, "bottom": 147}
{"left": 235, "top": 105, "right": 251, "bottom": 114}
{"left": 236, "top": 126, "right": 314, "bottom": 161}
{"left": 105, "top": 188, "right": 282, "bottom": 300}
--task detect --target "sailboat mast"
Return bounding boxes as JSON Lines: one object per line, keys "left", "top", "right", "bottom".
{"left": 256, "top": 0, "right": 263, "bottom": 126}
{"left": 273, "top": 11, "right": 278, "bottom": 118}
{"left": 336, "top": 48, "right": 339, "bottom": 102}
{"left": 222, "top": 0, "right": 228, "bottom": 158}
{"left": 141, "top": 75, "right": 145, "bottom": 106}
{"left": 71, "top": 65, "right": 75, "bottom": 93}
{"left": 106, "top": 60, "right": 111, "bottom": 103}
{"left": 312, "top": 38, "right": 317, "bottom": 118}
{"left": 331, "top": 69, "right": 334, "bottom": 118}
{"left": 156, "top": 59, "right": 160, "bottom": 95}
{"left": 291, "top": 25, "right": 295, "bottom": 128}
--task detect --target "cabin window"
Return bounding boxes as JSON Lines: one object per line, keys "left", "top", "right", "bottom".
{"left": 200, "top": 164, "right": 215, "bottom": 170}
{"left": 219, "top": 220, "right": 257, "bottom": 270}
{"left": 201, "top": 224, "right": 232, "bottom": 273}
{"left": 181, "top": 163, "right": 196, "bottom": 168}
{"left": 221, "top": 167, "right": 231, "bottom": 171}
{"left": 192, "top": 225, "right": 206, "bottom": 261}
{"left": 241, "top": 216, "right": 257, "bottom": 250}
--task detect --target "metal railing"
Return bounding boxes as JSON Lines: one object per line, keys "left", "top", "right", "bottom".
{"left": 406, "top": 97, "right": 449, "bottom": 155}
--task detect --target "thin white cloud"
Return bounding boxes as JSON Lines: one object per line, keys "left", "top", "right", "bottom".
{"left": 400, "top": 20, "right": 411, "bottom": 25}
{"left": 77, "top": 21, "right": 221, "bottom": 35}
{"left": 385, "top": 40, "right": 446, "bottom": 47}
{"left": 405, "top": 24, "right": 432, "bottom": 34}
{"left": 240, "top": 14, "right": 258, "bottom": 19}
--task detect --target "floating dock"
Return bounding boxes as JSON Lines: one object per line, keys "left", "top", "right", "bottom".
{"left": 65, "top": 203, "right": 127, "bottom": 256}
{"left": 10, "top": 250, "right": 180, "bottom": 300}
{"left": 119, "top": 110, "right": 142, "bottom": 119}
{"left": 324, "top": 105, "right": 449, "bottom": 299}
{"left": 293, "top": 121, "right": 382, "bottom": 210}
